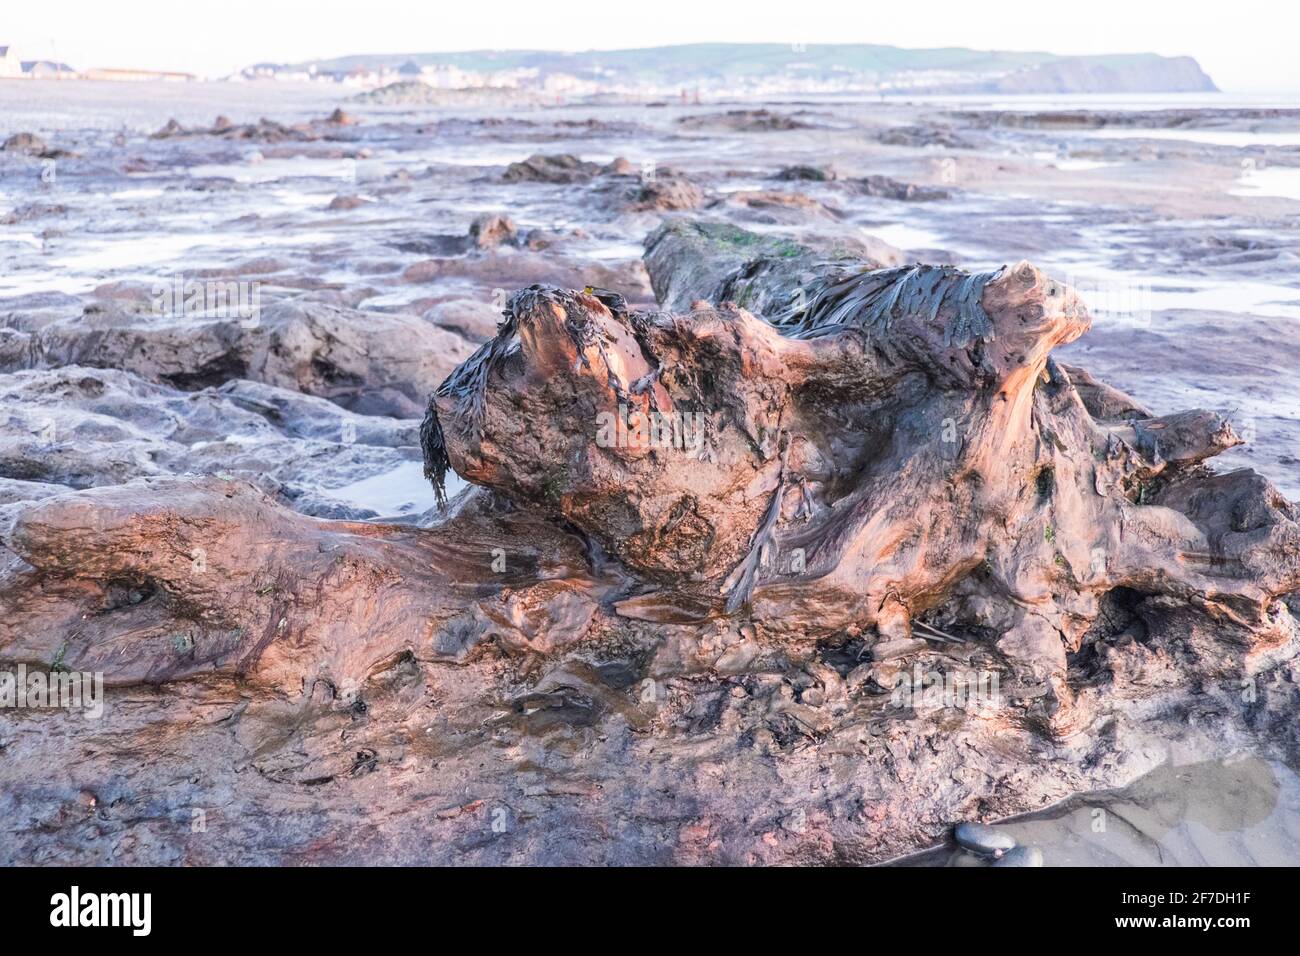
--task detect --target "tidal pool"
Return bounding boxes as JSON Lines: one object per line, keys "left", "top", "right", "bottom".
{"left": 897, "top": 756, "right": 1300, "bottom": 866}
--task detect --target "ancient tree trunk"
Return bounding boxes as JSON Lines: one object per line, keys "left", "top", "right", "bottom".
{"left": 424, "top": 220, "right": 1300, "bottom": 734}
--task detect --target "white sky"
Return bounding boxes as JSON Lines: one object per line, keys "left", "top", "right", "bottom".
{"left": 5, "top": 0, "right": 1297, "bottom": 92}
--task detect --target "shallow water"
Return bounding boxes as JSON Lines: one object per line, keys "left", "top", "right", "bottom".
{"left": 1232, "top": 166, "right": 1300, "bottom": 201}
{"left": 898, "top": 756, "right": 1300, "bottom": 866}
{"left": 327, "top": 460, "right": 465, "bottom": 517}
{"left": 1088, "top": 128, "right": 1300, "bottom": 148}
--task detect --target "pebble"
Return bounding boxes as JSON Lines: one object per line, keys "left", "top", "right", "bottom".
{"left": 954, "top": 821, "right": 1016, "bottom": 856}
{"left": 993, "top": 845, "right": 1044, "bottom": 867}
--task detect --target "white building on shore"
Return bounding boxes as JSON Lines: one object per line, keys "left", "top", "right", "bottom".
{"left": 0, "top": 46, "right": 24, "bottom": 78}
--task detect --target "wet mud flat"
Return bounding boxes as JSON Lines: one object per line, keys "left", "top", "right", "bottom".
{"left": 1, "top": 81, "right": 1299, "bottom": 865}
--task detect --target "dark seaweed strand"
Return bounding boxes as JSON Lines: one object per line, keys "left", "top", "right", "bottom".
{"left": 421, "top": 285, "right": 637, "bottom": 505}
{"left": 419, "top": 396, "right": 451, "bottom": 509}
{"left": 421, "top": 287, "right": 526, "bottom": 502}
{"left": 772, "top": 263, "right": 1006, "bottom": 345}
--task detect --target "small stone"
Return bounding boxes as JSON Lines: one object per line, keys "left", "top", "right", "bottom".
{"left": 993, "top": 845, "right": 1043, "bottom": 867}
{"left": 954, "top": 821, "right": 1017, "bottom": 856}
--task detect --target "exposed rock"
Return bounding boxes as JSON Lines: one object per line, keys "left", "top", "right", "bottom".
{"left": 875, "top": 124, "right": 973, "bottom": 149}
{"left": 954, "top": 821, "right": 1017, "bottom": 856}
{"left": 680, "top": 109, "right": 812, "bottom": 132}
{"left": 713, "top": 189, "right": 841, "bottom": 221}
{"left": 150, "top": 116, "right": 324, "bottom": 143}
{"left": 327, "top": 194, "right": 372, "bottom": 211}
{"left": 4, "top": 299, "right": 476, "bottom": 418}
{"left": 503, "top": 153, "right": 603, "bottom": 184}
{"left": 468, "top": 213, "right": 518, "bottom": 249}
{"left": 641, "top": 219, "right": 891, "bottom": 314}
{"left": 0, "top": 132, "right": 69, "bottom": 159}
{"left": 401, "top": 249, "right": 653, "bottom": 305}
{"left": 0, "top": 202, "right": 68, "bottom": 224}
{"left": 0, "top": 366, "right": 423, "bottom": 518}
{"left": 993, "top": 845, "right": 1044, "bottom": 866}
{"left": 326, "top": 108, "right": 359, "bottom": 126}
{"left": 851, "top": 175, "right": 951, "bottom": 201}
{"left": 2, "top": 132, "right": 48, "bottom": 155}
{"left": 629, "top": 176, "right": 706, "bottom": 212}
{"left": 775, "top": 164, "right": 837, "bottom": 182}
{"left": 426, "top": 298, "right": 503, "bottom": 343}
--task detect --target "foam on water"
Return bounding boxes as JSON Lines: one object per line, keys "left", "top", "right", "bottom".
{"left": 1232, "top": 166, "right": 1300, "bottom": 202}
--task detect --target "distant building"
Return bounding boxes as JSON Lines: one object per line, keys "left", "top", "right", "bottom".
{"left": 21, "top": 60, "right": 77, "bottom": 79}
{"left": 0, "top": 46, "right": 23, "bottom": 78}
{"left": 421, "top": 64, "right": 478, "bottom": 89}
{"left": 82, "top": 67, "right": 195, "bottom": 82}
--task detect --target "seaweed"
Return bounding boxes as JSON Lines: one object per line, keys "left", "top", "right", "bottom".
{"left": 772, "top": 262, "right": 1005, "bottom": 345}
{"left": 422, "top": 284, "right": 642, "bottom": 507}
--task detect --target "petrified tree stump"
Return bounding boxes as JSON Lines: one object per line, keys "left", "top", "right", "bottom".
{"left": 423, "top": 220, "right": 1300, "bottom": 734}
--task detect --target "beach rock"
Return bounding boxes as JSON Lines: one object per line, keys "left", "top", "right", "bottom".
{"left": 10, "top": 299, "right": 476, "bottom": 418}
{"left": 852, "top": 175, "right": 951, "bottom": 201}
{"left": 325, "top": 108, "right": 359, "bottom": 126}
{"left": 876, "top": 124, "right": 973, "bottom": 149}
{"left": 426, "top": 298, "right": 502, "bottom": 343}
{"left": 993, "top": 845, "right": 1044, "bottom": 867}
{"left": 775, "top": 164, "right": 837, "bottom": 181}
{"left": 680, "top": 109, "right": 812, "bottom": 132}
{"left": 0, "top": 202, "right": 68, "bottom": 224}
{"left": 954, "top": 822, "right": 1017, "bottom": 856}
{"left": 630, "top": 176, "right": 706, "bottom": 212}
{"left": 327, "top": 194, "right": 371, "bottom": 211}
{"left": 503, "top": 153, "right": 602, "bottom": 184}
{"left": 715, "top": 189, "right": 841, "bottom": 222}
{"left": 0, "top": 366, "right": 423, "bottom": 518}
{"left": 2, "top": 132, "right": 49, "bottom": 156}
{"left": 468, "top": 213, "right": 518, "bottom": 249}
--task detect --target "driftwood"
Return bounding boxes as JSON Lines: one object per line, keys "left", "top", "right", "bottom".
{"left": 3, "top": 219, "right": 1299, "bottom": 863}
{"left": 423, "top": 220, "right": 1300, "bottom": 734}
